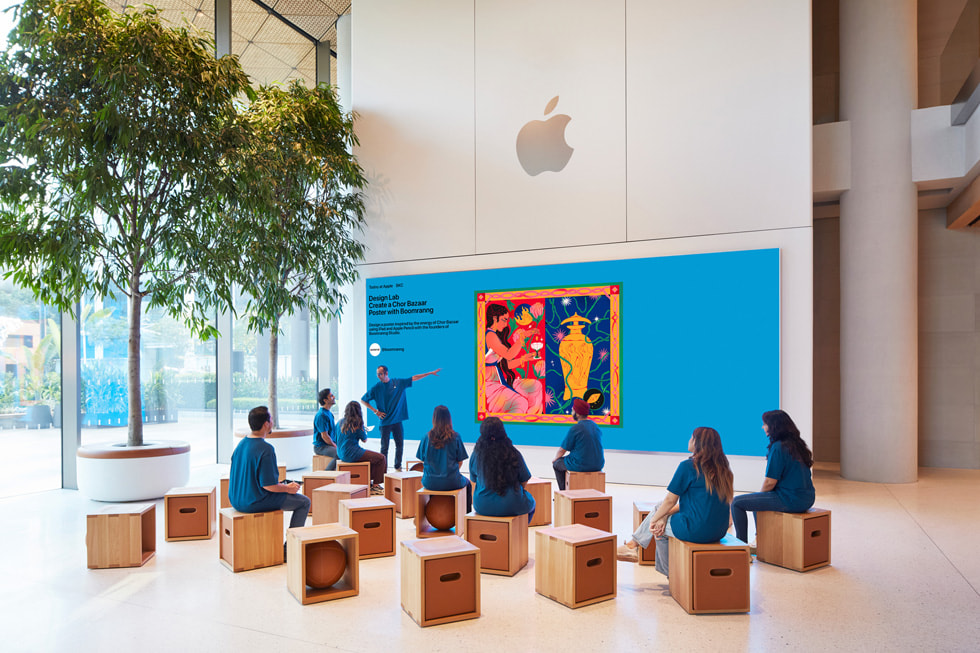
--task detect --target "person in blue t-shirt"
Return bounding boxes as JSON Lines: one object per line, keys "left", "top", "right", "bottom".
{"left": 552, "top": 397, "right": 604, "bottom": 490}
{"left": 336, "top": 401, "right": 388, "bottom": 493}
{"left": 469, "top": 416, "right": 535, "bottom": 519}
{"left": 312, "top": 388, "right": 338, "bottom": 470}
{"left": 416, "top": 405, "right": 471, "bottom": 512}
{"left": 731, "top": 409, "right": 815, "bottom": 543}
{"left": 229, "top": 406, "right": 310, "bottom": 533}
{"left": 616, "top": 426, "right": 734, "bottom": 577}
{"left": 361, "top": 365, "right": 440, "bottom": 471}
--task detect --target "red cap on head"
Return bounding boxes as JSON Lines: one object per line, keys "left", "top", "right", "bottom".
{"left": 573, "top": 397, "right": 590, "bottom": 416}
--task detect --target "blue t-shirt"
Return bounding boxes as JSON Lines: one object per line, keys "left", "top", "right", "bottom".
{"left": 313, "top": 406, "right": 336, "bottom": 449}
{"left": 335, "top": 418, "right": 368, "bottom": 462}
{"left": 229, "top": 437, "right": 286, "bottom": 513}
{"left": 361, "top": 378, "right": 413, "bottom": 426}
{"left": 559, "top": 419, "right": 604, "bottom": 472}
{"left": 666, "top": 458, "right": 731, "bottom": 543}
{"left": 469, "top": 450, "right": 535, "bottom": 516}
{"left": 416, "top": 432, "right": 469, "bottom": 491}
{"left": 766, "top": 440, "right": 816, "bottom": 512}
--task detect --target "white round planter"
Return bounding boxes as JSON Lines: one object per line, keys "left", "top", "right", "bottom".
{"left": 234, "top": 428, "right": 313, "bottom": 471}
{"left": 77, "top": 441, "right": 191, "bottom": 502}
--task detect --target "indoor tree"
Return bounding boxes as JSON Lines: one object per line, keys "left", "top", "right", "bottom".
{"left": 233, "top": 81, "right": 367, "bottom": 427}
{"left": 0, "top": 0, "right": 253, "bottom": 445}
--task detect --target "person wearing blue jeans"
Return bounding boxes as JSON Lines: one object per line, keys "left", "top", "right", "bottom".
{"left": 361, "top": 365, "right": 440, "bottom": 471}
{"left": 730, "top": 409, "right": 815, "bottom": 544}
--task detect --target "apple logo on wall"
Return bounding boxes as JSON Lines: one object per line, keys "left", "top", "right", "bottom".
{"left": 516, "top": 96, "right": 574, "bottom": 176}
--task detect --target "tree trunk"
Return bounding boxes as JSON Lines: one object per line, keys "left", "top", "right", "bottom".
{"left": 268, "top": 323, "right": 279, "bottom": 428}
{"left": 128, "top": 290, "right": 143, "bottom": 446}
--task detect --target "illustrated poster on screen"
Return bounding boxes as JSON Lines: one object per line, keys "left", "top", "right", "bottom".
{"left": 477, "top": 284, "right": 621, "bottom": 426}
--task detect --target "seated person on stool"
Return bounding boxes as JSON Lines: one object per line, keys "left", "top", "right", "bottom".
{"left": 336, "top": 401, "right": 387, "bottom": 495}
{"left": 230, "top": 405, "right": 311, "bottom": 555}
{"left": 470, "top": 417, "right": 535, "bottom": 520}
{"left": 617, "top": 427, "right": 733, "bottom": 576}
{"left": 731, "top": 410, "right": 815, "bottom": 545}
{"left": 312, "top": 388, "right": 339, "bottom": 470}
{"left": 552, "top": 398, "right": 604, "bottom": 491}
{"left": 416, "top": 405, "right": 472, "bottom": 512}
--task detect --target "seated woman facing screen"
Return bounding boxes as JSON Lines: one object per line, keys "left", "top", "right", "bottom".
{"left": 617, "top": 426, "right": 733, "bottom": 577}
{"left": 335, "top": 401, "right": 387, "bottom": 494}
{"left": 730, "top": 409, "right": 815, "bottom": 544}
{"left": 416, "top": 405, "right": 472, "bottom": 512}
{"left": 469, "top": 417, "right": 535, "bottom": 520}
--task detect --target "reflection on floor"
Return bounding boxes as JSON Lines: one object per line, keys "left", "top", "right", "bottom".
{"left": 2, "top": 463, "right": 979, "bottom": 652}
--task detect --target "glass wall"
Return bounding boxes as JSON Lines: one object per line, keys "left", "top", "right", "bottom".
{"left": 0, "top": 276, "right": 61, "bottom": 497}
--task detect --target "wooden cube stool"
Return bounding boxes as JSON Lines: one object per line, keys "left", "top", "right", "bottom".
{"left": 535, "top": 524, "right": 616, "bottom": 609}
{"left": 164, "top": 486, "right": 216, "bottom": 541}
{"left": 312, "top": 454, "right": 336, "bottom": 471}
{"left": 286, "top": 524, "right": 359, "bottom": 605}
{"left": 313, "top": 483, "right": 369, "bottom": 525}
{"left": 566, "top": 470, "right": 606, "bottom": 492}
{"left": 526, "top": 476, "right": 553, "bottom": 526}
{"left": 632, "top": 501, "right": 658, "bottom": 565}
{"left": 339, "top": 496, "right": 396, "bottom": 559}
{"left": 219, "top": 508, "right": 284, "bottom": 572}
{"left": 278, "top": 465, "right": 286, "bottom": 482}
{"left": 554, "top": 489, "right": 612, "bottom": 533}
{"left": 337, "top": 461, "right": 371, "bottom": 486}
{"left": 302, "top": 470, "right": 351, "bottom": 520}
{"left": 669, "top": 534, "right": 750, "bottom": 614}
{"left": 86, "top": 503, "right": 156, "bottom": 569}
{"left": 401, "top": 536, "right": 481, "bottom": 627}
{"left": 416, "top": 487, "right": 468, "bottom": 538}
{"left": 219, "top": 475, "right": 231, "bottom": 509}
{"left": 756, "top": 508, "right": 832, "bottom": 572}
{"left": 385, "top": 470, "right": 423, "bottom": 518}
{"left": 464, "top": 512, "right": 528, "bottom": 576}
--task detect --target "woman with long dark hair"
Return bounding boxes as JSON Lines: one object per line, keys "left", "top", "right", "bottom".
{"left": 416, "top": 405, "right": 471, "bottom": 512}
{"left": 617, "top": 426, "right": 733, "bottom": 577}
{"left": 335, "top": 401, "right": 387, "bottom": 493}
{"left": 484, "top": 303, "right": 543, "bottom": 414}
{"left": 730, "top": 409, "right": 815, "bottom": 543}
{"left": 469, "top": 417, "right": 535, "bottom": 519}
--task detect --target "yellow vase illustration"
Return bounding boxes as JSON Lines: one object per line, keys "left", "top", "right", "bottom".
{"left": 559, "top": 314, "right": 594, "bottom": 400}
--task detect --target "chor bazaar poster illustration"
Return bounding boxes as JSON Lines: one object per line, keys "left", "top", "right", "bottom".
{"left": 477, "top": 283, "right": 621, "bottom": 425}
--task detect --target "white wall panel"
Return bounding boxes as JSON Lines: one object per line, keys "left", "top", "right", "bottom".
{"left": 474, "top": 0, "right": 626, "bottom": 252}
{"left": 351, "top": 0, "right": 475, "bottom": 263}
{"left": 626, "top": 0, "right": 812, "bottom": 239}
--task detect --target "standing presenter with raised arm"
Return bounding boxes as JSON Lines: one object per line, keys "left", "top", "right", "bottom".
{"left": 361, "top": 365, "right": 440, "bottom": 471}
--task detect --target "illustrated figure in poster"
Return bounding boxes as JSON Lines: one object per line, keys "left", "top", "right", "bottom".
{"left": 485, "top": 303, "right": 544, "bottom": 414}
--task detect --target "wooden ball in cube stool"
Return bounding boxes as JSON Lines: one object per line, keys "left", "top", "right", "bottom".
{"left": 384, "top": 471, "right": 422, "bottom": 518}
{"left": 313, "top": 483, "right": 369, "bottom": 525}
{"left": 312, "top": 454, "right": 336, "bottom": 472}
{"left": 416, "top": 487, "right": 468, "bottom": 538}
{"left": 756, "top": 508, "right": 832, "bottom": 572}
{"left": 554, "top": 489, "right": 612, "bottom": 533}
{"left": 86, "top": 503, "right": 156, "bottom": 569}
{"left": 302, "top": 470, "right": 352, "bottom": 520}
{"left": 566, "top": 470, "right": 606, "bottom": 492}
{"left": 632, "top": 501, "right": 658, "bottom": 566}
{"left": 164, "top": 486, "right": 216, "bottom": 541}
{"left": 535, "top": 524, "right": 616, "bottom": 609}
{"left": 339, "top": 496, "right": 396, "bottom": 559}
{"left": 525, "top": 476, "right": 553, "bottom": 527}
{"left": 286, "top": 524, "right": 359, "bottom": 605}
{"left": 669, "top": 534, "right": 750, "bottom": 614}
{"left": 464, "top": 512, "right": 528, "bottom": 576}
{"left": 407, "top": 459, "right": 424, "bottom": 473}
{"left": 401, "top": 536, "right": 481, "bottom": 627}
{"left": 219, "top": 507, "right": 284, "bottom": 572}
{"left": 337, "top": 461, "right": 371, "bottom": 486}
{"left": 219, "top": 475, "right": 230, "bottom": 509}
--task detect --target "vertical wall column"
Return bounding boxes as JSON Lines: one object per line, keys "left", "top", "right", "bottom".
{"left": 60, "top": 308, "right": 81, "bottom": 489}
{"left": 335, "top": 14, "right": 357, "bottom": 401}
{"left": 215, "top": 0, "right": 234, "bottom": 463}
{"left": 839, "top": 0, "right": 918, "bottom": 482}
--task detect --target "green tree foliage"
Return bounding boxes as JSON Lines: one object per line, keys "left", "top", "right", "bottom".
{"left": 0, "top": 0, "right": 253, "bottom": 445}
{"left": 233, "top": 81, "right": 367, "bottom": 426}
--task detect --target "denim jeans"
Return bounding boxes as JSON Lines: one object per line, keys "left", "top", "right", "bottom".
{"left": 281, "top": 491, "right": 311, "bottom": 529}
{"left": 380, "top": 422, "right": 404, "bottom": 469}
{"left": 313, "top": 444, "right": 338, "bottom": 470}
{"left": 631, "top": 501, "right": 674, "bottom": 576}
{"left": 730, "top": 491, "right": 790, "bottom": 542}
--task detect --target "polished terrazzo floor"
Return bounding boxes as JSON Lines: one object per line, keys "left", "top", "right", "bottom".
{"left": 2, "top": 463, "right": 979, "bottom": 652}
